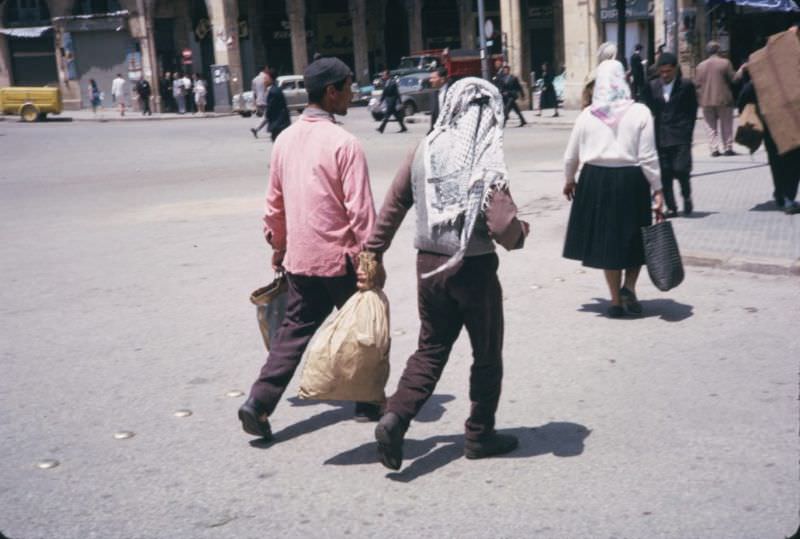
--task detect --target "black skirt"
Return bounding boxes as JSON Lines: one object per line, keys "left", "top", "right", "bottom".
{"left": 563, "top": 164, "right": 652, "bottom": 270}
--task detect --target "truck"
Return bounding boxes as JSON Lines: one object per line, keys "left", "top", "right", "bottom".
{"left": 0, "top": 86, "right": 63, "bottom": 122}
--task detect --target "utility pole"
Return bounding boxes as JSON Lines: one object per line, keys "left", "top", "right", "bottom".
{"left": 478, "top": 0, "right": 489, "bottom": 80}
{"left": 616, "top": 0, "right": 627, "bottom": 68}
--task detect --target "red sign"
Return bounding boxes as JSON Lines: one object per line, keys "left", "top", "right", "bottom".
{"left": 181, "top": 48, "right": 192, "bottom": 65}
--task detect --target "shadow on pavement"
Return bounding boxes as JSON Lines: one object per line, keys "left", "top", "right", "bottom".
{"left": 690, "top": 162, "right": 767, "bottom": 177}
{"left": 250, "top": 394, "right": 457, "bottom": 449}
{"left": 678, "top": 211, "right": 718, "bottom": 219}
{"left": 579, "top": 297, "right": 693, "bottom": 322}
{"left": 325, "top": 421, "right": 591, "bottom": 483}
{"left": 749, "top": 200, "right": 782, "bottom": 212}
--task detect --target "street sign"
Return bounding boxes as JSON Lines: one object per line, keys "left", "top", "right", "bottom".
{"left": 484, "top": 19, "right": 494, "bottom": 39}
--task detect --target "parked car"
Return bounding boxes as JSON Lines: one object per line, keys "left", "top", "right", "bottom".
{"left": 232, "top": 75, "right": 364, "bottom": 116}
{"left": 0, "top": 86, "right": 62, "bottom": 122}
{"left": 367, "top": 72, "right": 437, "bottom": 121}
{"left": 232, "top": 75, "right": 306, "bottom": 117}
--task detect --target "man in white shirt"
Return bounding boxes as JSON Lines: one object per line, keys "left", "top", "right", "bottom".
{"left": 111, "top": 73, "right": 126, "bottom": 117}
{"left": 250, "top": 66, "right": 269, "bottom": 138}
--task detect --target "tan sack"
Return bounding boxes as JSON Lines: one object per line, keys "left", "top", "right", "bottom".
{"left": 299, "top": 288, "right": 390, "bottom": 403}
{"left": 748, "top": 29, "right": 800, "bottom": 155}
{"left": 250, "top": 273, "right": 288, "bottom": 351}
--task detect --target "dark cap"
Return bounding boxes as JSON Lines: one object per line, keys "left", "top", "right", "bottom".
{"left": 303, "top": 57, "right": 352, "bottom": 94}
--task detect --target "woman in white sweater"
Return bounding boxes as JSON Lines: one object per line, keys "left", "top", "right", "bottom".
{"left": 562, "top": 60, "right": 664, "bottom": 318}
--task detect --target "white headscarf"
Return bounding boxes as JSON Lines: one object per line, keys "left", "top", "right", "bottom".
{"left": 590, "top": 60, "right": 634, "bottom": 127}
{"left": 422, "top": 77, "right": 508, "bottom": 278}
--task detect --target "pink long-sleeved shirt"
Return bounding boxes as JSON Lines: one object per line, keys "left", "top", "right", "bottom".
{"left": 263, "top": 108, "right": 376, "bottom": 277}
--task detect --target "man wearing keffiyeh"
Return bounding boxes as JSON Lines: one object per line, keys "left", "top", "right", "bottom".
{"left": 361, "top": 77, "right": 530, "bottom": 471}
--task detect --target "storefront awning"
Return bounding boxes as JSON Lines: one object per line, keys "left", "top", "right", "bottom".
{"left": 0, "top": 26, "right": 54, "bottom": 38}
{"left": 706, "top": 0, "right": 800, "bottom": 11}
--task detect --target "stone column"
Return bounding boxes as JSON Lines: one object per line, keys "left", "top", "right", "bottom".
{"left": 128, "top": 3, "right": 160, "bottom": 112}
{"left": 406, "top": 0, "right": 423, "bottom": 52}
{"left": 349, "top": 0, "right": 370, "bottom": 85}
{"left": 561, "top": 0, "right": 601, "bottom": 109}
{"left": 458, "top": 0, "right": 475, "bottom": 49}
{"left": 653, "top": 0, "right": 666, "bottom": 51}
{"left": 500, "top": 0, "right": 526, "bottom": 104}
{"left": 286, "top": 0, "right": 308, "bottom": 74}
{"left": 207, "top": 0, "right": 243, "bottom": 100}
{"left": 0, "top": 35, "right": 12, "bottom": 87}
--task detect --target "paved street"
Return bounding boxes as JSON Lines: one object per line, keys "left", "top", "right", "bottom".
{"left": 0, "top": 109, "right": 798, "bottom": 539}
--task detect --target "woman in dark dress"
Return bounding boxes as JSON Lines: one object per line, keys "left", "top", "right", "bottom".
{"left": 538, "top": 62, "right": 559, "bottom": 117}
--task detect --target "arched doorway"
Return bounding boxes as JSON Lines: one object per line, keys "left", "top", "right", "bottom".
{"left": 1, "top": 0, "right": 57, "bottom": 86}
{"left": 383, "top": 0, "right": 409, "bottom": 70}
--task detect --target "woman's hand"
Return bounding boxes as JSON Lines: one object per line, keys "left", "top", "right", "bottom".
{"left": 652, "top": 191, "right": 665, "bottom": 223}
{"left": 563, "top": 179, "right": 577, "bottom": 201}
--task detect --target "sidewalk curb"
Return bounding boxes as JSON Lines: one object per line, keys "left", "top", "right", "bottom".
{"left": 1, "top": 113, "right": 237, "bottom": 123}
{"left": 683, "top": 250, "right": 800, "bottom": 276}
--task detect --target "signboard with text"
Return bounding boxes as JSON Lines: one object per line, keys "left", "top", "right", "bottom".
{"left": 599, "top": 0, "right": 654, "bottom": 22}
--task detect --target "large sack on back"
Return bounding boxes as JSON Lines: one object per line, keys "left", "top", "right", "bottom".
{"left": 748, "top": 29, "right": 800, "bottom": 155}
{"left": 299, "top": 252, "right": 390, "bottom": 403}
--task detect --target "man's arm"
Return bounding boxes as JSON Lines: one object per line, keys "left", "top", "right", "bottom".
{"left": 485, "top": 186, "right": 529, "bottom": 250}
{"left": 365, "top": 147, "right": 416, "bottom": 255}
{"left": 338, "top": 139, "right": 377, "bottom": 251}
{"left": 263, "top": 150, "right": 286, "bottom": 267}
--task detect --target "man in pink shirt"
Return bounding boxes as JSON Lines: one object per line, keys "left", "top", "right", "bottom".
{"left": 239, "top": 57, "right": 380, "bottom": 441}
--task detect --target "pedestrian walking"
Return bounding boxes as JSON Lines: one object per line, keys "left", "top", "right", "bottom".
{"left": 160, "top": 71, "right": 173, "bottom": 113}
{"left": 537, "top": 62, "right": 558, "bottom": 118}
{"left": 88, "top": 79, "right": 102, "bottom": 114}
{"left": 695, "top": 41, "right": 744, "bottom": 156}
{"left": 376, "top": 70, "right": 407, "bottom": 133}
{"left": 238, "top": 57, "right": 381, "bottom": 441}
{"left": 737, "top": 75, "right": 800, "bottom": 214}
{"left": 136, "top": 78, "right": 152, "bottom": 116}
{"left": 646, "top": 52, "right": 698, "bottom": 218}
{"left": 502, "top": 65, "right": 528, "bottom": 126}
{"left": 250, "top": 66, "right": 269, "bottom": 138}
{"left": 193, "top": 74, "right": 207, "bottom": 114}
{"left": 629, "top": 44, "right": 646, "bottom": 101}
{"left": 365, "top": 77, "right": 529, "bottom": 471}
{"left": 172, "top": 73, "right": 186, "bottom": 114}
{"left": 182, "top": 72, "right": 194, "bottom": 113}
{"left": 428, "top": 66, "right": 448, "bottom": 134}
{"left": 563, "top": 60, "right": 664, "bottom": 318}
{"left": 111, "top": 73, "right": 126, "bottom": 117}
{"left": 264, "top": 68, "right": 291, "bottom": 141}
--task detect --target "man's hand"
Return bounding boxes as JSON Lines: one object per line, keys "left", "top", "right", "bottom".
{"left": 563, "top": 179, "right": 577, "bottom": 201}
{"left": 271, "top": 249, "right": 285, "bottom": 271}
{"left": 356, "top": 251, "right": 386, "bottom": 291}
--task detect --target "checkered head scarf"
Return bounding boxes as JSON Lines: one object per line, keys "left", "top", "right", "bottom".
{"left": 422, "top": 76, "right": 508, "bottom": 278}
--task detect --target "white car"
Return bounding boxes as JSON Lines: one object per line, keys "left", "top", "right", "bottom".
{"left": 232, "top": 75, "right": 308, "bottom": 117}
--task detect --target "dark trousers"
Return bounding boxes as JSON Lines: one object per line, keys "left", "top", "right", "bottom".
{"left": 386, "top": 252, "right": 504, "bottom": 441}
{"left": 140, "top": 96, "right": 151, "bottom": 115}
{"left": 659, "top": 144, "right": 692, "bottom": 211}
{"left": 249, "top": 262, "right": 357, "bottom": 414}
{"left": 503, "top": 97, "right": 525, "bottom": 126}
{"left": 764, "top": 130, "right": 800, "bottom": 205}
{"left": 378, "top": 102, "right": 406, "bottom": 132}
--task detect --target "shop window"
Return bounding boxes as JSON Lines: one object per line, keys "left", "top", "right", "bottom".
{"left": 4, "top": 0, "right": 51, "bottom": 27}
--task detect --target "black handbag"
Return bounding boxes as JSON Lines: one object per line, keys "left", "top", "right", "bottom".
{"left": 641, "top": 221, "right": 684, "bottom": 291}
{"left": 250, "top": 272, "right": 288, "bottom": 351}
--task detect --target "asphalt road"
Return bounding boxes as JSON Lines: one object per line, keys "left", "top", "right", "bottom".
{"left": 0, "top": 110, "right": 797, "bottom": 539}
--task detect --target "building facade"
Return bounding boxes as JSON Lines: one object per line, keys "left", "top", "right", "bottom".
{"left": 1, "top": 0, "right": 797, "bottom": 111}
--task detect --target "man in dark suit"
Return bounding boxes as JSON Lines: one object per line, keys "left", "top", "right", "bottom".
{"left": 428, "top": 66, "right": 448, "bottom": 134}
{"left": 629, "top": 44, "right": 645, "bottom": 101}
{"left": 501, "top": 65, "right": 527, "bottom": 127}
{"left": 377, "top": 70, "right": 407, "bottom": 134}
{"left": 264, "top": 68, "right": 291, "bottom": 141}
{"left": 646, "top": 52, "right": 699, "bottom": 218}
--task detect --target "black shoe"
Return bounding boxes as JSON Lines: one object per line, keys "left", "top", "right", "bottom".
{"left": 250, "top": 128, "right": 258, "bottom": 139}
{"left": 464, "top": 432, "right": 518, "bottom": 460}
{"left": 723, "top": 149, "right": 737, "bottom": 156}
{"left": 683, "top": 198, "right": 693, "bottom": 216}
{"left": 238, "top": 398, "right": 272, "bottom": 440}
{"left": 552, "top": 112, "right": 560, "bottom": 117}
{"left": 354, "top": 402, "right": 382, "bottom": 422}
{"left": 620, "top": 287, "right": 642, "bottom": 315}
{"left": 399, "top": 128, "right": 408, "bottom": 133}
{"left": 606, "top": 305, "right": 625, "bottom": 318}
{"left": 517, "top": 122, "right": 527, "bottom": 127}
{"left": 783, "top": 201, "right": 800, "bottom": 215}
{"left": 665, "top": 209, "right": 679, "bottom": 219}
{"left": 376, "top": 127, "right": 383, "bottom": 133}
{"left": 375, "top": 412, "right": 406, "bottom": 470}
{"left": 711, "top": 150, "right": 722, "bottom": 157}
